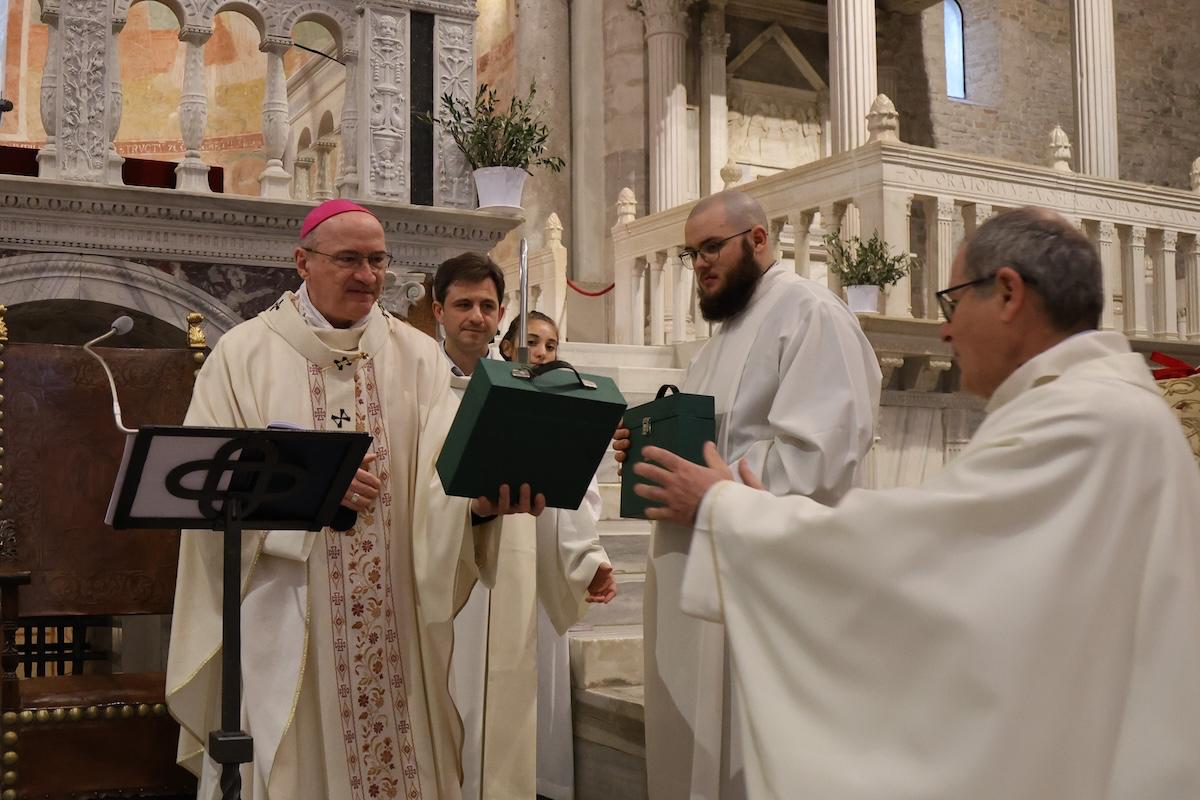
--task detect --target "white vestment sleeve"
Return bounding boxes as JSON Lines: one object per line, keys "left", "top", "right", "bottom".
{"left": 735, "top": 300, "right": 880, "bottom": 503}
{"left": 537, "top": 475, "right": 608, "bottom": 635}
{"left": 684, "top": 380, "right": 1200, "bottom": 799}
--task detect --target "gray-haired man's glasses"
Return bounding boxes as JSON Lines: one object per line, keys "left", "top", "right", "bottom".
{"left": 680, "top": 228, "right": 753, "bottom": 269}
{"left": 936, "top": 271, "right": 1038, "bottom": 321}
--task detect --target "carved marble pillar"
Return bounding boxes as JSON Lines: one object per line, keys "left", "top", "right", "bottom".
{"left": 337, "top": 49, "right": 360, "bottom": 198}
{"left": 817, "top": 202, "right": 842, "bottom": 295}
{"left": 359, "top": 8, "right": 409, "bottom": 201}
{"left": 1123, "top": 225, "right": 1149, "bottom": 337}
{"left": 293, "top": 155, "right": 314, "bottom": 200}
{"left": 105, "top": 18, "right": 125, "bottom": 184}
{"left": 962, "top": 202, "right": 993, "bottom": 237}
{"left": 175, "top": 27, "right": 211, "bottom": 193}
{"left": 1185, "top": 235, "right": 1200, "bottom": 341}
{"left": 314, "top": 139, "right": 336, "bottom": 200}
{"left": 790, "top": 210, "right": 815, "bottom": 278}
{"left": 649, "top": 251, "right": 666, "bottom": 345}
{"left": 698, "top": 1, "right": 728, "bottom": 197}
{"left": 1071, "top": 0, "right": 1119, "bottom": 178}
{"left": 257, "top": 38, "right": 291, "bottom": 198}
{"left": 669, "top": 246, "right": 690, "bottom": 342}
{"left": 53, "top": 0, "right": 113, "bottom": 181}
{"left": 632, "top": 259, "right": 648, "bottom": 346}
{"left": 1153, "top": 230, "right": 1179, "bottom": 339}
{"left": 828, "top": 0, "right": 877, "bottom": 153}
{"left": 924, "top": 196, "right": 955, "bottom": 320}
{"left": 1095, "top": 221, "right": 1119, "bottom": 330}
{"left": 36, "top": 5, "right": 60, "bottom": 177}
{"left": 640, "top": 0, "right": 693, "bottom": 212}
{"left": 434, "top": 15, "right": 474, "bottom": 207}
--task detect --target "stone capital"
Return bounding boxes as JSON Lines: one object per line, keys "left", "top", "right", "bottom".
{"left": 260, "top": 36, "right": 292, "bottom": 56}
{"left": 179, "top": 25, "right": 212, "bottom": 45}
{"left": 636, "top": 0, "right": 695, "bottom": 38}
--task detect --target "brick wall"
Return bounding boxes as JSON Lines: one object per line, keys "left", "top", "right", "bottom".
{"left": 887, "top": 0, "right": 1200, "bottom": 189}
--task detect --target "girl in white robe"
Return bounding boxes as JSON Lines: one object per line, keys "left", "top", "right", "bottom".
{"left": 499, "top": 312, "right": 617, "bottom": 800}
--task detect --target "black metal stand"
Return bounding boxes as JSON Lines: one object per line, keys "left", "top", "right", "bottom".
{"left": 208, "top": 497, "right": 253, "bottom": 800}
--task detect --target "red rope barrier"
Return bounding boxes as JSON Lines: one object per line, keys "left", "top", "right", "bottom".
{"left": 567, "top": 278, "right": 616, "bottom": 297}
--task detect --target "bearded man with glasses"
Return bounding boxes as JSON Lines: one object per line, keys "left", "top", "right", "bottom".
{"left": 168, "top": 199, "right": 540, "bottom": 800}
{"left": 613, "top": 189, "right": 881, "bottom": 800}
{"left": 631, "top": 206, "right": 1200, "bottom": 799}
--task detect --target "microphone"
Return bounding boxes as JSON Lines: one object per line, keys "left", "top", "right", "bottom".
{"left": 83, "top": 316, "right": 136, "bottom": 434}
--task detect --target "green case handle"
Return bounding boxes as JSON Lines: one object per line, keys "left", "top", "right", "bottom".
{"left": 656, "top": 384, "right": 680, "bottom": 399}
{"left": 511, "top": 359, "right": 598, "bottom": 390}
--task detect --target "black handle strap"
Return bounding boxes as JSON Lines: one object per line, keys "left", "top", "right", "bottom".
{"left": 656, "top": 384, "right": 680, "bottom": 399}
{"left": 515, "top": 359, "right": 597, "bottom": 390}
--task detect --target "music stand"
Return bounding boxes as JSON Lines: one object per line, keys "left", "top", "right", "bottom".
{"left": 106, "top": 424, "right": 372, "bottom": 800}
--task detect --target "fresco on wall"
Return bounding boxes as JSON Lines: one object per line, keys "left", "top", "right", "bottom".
{"left": 0, "top": 0, "right": 333, "bottom": 196}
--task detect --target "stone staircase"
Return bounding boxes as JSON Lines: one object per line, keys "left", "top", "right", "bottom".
{"left": 555, "top": 341, "right": 681, "bottom": 799}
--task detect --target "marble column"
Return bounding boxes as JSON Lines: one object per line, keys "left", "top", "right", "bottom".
{"left": 258, "top": 37, "right": 292, "bottom": 198}
{"left": 293, "top": 155, "right": 314, "bottom": 200}
{"left": 1071, "top": 0, "right": 1119, "bottom": 178}
{"left": 1123, "top": 225, "right": 1149, "bottom": 337}
{"left": 640, "top": 0, "right": 694, "bottom": 212}
{"left": 434, "top": 14, "right": 474, "bottom": 208}
{"left": 1185, "top": 235, "right": 1200, "bottom": 341}
{"left": 828, "top": 0, "right": 877, "bottom": 153}
{"left": 175, "top": 27, "right": 211, "bottom": 193}
{"left": 1095, "top": 221, "right": 1119, "bottom": 330}
{"left": 924, "top": 196, "right": 955, "bottom": 320}
{"left": 37, "top": 6, "right": 60, "bottom": 178}
{"left": 1153, "top": 230, "right": 1179, "bottom": 339}
{"left": 571, "top": 0, "right": 607, "bottom": 280}
{"left": 53, "top": 0, "right": 115, "bottom": 181}
{"left": 313, "top": 139, "right": 336, "bottom": 201}
{"left": 105, "top": 18, "right": 125, "bottom": 184}
{"left": 698, "top": 1, "right": 729, "bottom": 197}
{"left": 649, "top": 250, "right": 667, "bottom": 345}
{"left": 336, "top": 49, "right": 360, "bottom": 198}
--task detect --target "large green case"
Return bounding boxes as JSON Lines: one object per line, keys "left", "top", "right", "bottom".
{"left": 437, "top": 359, "right": 627, "bottom": 509}
{"left": 620, "top": 385, "right": 716, "bottom": 519}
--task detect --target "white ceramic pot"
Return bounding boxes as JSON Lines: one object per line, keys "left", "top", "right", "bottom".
{"left": 845, "top": 284, "right": 881, "bottom": 314}
{"left": 473, "top": 166, "right": 528, "bottom": 210}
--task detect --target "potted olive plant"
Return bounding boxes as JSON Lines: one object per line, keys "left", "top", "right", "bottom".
{"left": 424, "top": 82, "right": 565, "bottom": 209}
{"left": 823, "top": 231, "right": 917, "bottom": 314}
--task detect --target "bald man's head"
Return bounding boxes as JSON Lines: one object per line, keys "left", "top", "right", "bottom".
{"left": 688, "top": 190, "right": 770, "bottom": 233}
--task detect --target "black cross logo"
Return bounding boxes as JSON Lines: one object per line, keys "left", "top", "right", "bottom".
{"left": 332, "top": 409, "right": 351, "bottom": 429}
{"left": 333, "top": 356, "right": 353, "bottom": 371}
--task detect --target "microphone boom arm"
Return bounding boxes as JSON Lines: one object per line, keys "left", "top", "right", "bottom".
{"left": 84, "top": 319, "right": 136, "bottom": 434}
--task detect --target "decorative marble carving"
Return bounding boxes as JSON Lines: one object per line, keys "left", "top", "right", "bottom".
{"left": 367, "top": 10, "right": 409, "bottom": 201}
{"left": 57, "top": 12, "right": 108, "bottom": 180}
{"left": 337, "top": 50, "right": 360, "bottom": 197}
{"left": 37, "top": 9, "right": 60, "bottom": 178}
{"left": 434, "top": 17, "right": 475, "bottom": 208}
{"left": 176, "top": 28, "right": 212, "bottom": 193}
{"left": 105, "top": 19, "right": 125, "bottom": 185}
{"left": 381, "top": 271, "right": 428, "bottom": 319}
{"left": 1192, "top": 157, "right": 1200, "bottom": 193}
{"left": 727, "top": 93, "right": 822, "bottom": 172}
{"left": 259, "top": 38, "right": 293, "bottom": 198}
{"left": 866, "top": 93, "right": 899, "bottom": 144}
{"left": 720, "top": 158, "right": 744, "bottom": 189}
{"left": 616, "top": 187, "right": 638, "bottom": 225}
{"left": 313, "top": 138, "right": 336, "bottom": 201}
{"left": 1048, "top": 124, "right": 1073, "bottom": 173}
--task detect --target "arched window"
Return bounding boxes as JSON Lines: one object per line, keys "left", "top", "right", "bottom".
{"left": 944, "top": 0, "right": 966, "bottom": 99}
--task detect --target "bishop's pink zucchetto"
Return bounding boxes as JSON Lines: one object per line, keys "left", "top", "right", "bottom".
{"left": 299, "top": 198, "right": 378, "bottom": 240}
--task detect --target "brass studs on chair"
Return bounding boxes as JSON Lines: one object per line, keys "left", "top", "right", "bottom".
{"left": 152, "top": 703, "right": 167, "bottom": 716}
{"left": 33, "top": 710, "right": 48, "bottom": 724}
{"left": 85, "top": 706, "right": 99, "bottom": 719}
{"left": 0, "top": 713, "right": 14, "bottom": 728}
{"left": 0, "top": 733, "right": 13, "bottom": 746}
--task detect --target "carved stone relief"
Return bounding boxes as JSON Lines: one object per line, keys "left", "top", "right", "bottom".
{"left": 727, "top": 92, "right": 823, "bottom": 174}
{"left": 367, "top": 9, "right": 409, "bottom": 200}
{"left": 434, "top": 16, "right": 475, "bottom": 208}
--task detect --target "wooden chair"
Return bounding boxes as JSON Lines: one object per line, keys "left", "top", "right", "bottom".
{"left": 0, "top": 311, "right": 204, "bottom": 799}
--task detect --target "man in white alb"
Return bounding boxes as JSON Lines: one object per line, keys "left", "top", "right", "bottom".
{"left": 614, "top": 189, "right": 881, "bottom": 799}
{"left": 636, "top": 207, "right": 1200, "bottom": 799}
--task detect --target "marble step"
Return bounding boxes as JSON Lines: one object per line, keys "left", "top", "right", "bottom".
{"left": 580, "top": 573, "right": 644, "bottom": 627}
{"left": 573, "top": 684, "right": 648, "bottom": 800}
{"left": 567, "top": 623, "right": 644, "bottom": 690}
{"left": 558, "top": 341, "right": 678, "bottom": 370}
{"left": 598, "top": 519, "right": 651, "bottom": 576}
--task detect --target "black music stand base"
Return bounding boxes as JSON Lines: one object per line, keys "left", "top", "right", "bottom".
{"left": 209, "top": 498, "right": 254, "bottom": 800}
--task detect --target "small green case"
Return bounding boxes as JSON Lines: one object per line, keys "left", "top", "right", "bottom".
{"left": 620, "top": 384, "right": 716, "bottom": 519}
{"left": 437, "top": 359, "right": 627, "bottom": 509}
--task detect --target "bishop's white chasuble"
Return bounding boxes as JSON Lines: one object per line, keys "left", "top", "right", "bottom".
{"left": 167, "top": 294, "right": 496, "bottom": 800}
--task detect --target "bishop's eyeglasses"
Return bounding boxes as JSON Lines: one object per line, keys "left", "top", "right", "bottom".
{"left": 304, "top": 248, "right": 393, "bottom": 271}
{"left": 679, "top": 228, "right": 753, "bottom": 269}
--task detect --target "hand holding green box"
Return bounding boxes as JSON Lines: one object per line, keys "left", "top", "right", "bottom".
{"left": 620, "top": 385, "right": 716, "bottom": 519}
